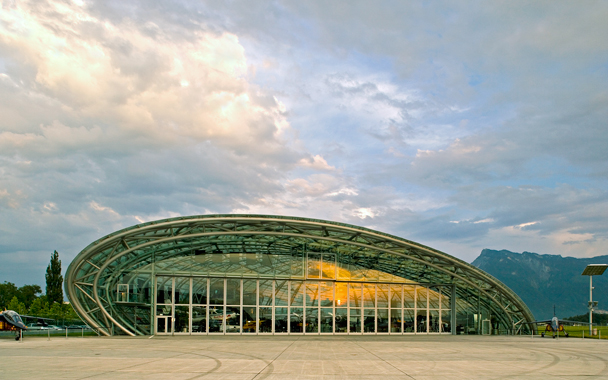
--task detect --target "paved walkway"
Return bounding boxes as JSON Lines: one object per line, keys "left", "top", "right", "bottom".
{"left": 1, "top": 335, "right": 608, "bottom": 379}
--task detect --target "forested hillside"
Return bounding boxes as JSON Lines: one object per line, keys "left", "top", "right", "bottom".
{"left": 472, "top": 249, "right": 608, "bottom": 320}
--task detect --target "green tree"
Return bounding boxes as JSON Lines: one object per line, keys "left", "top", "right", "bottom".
{"left": 48, "top": 302, "right": 64, "bottom": 322}
{"left": 7, "top": 296, "right": 27, "bottom": 314}
{"left": 17, "top": 284, "right": 42, "bottom": 308}
{"left": 1, "top": 282, "right": 43, "bottom": 310}
{"left": 0, "top": 281, "right": 18, "bottom": 309}
{"left": 62, "top": 303, "right": 80, "bottom": 322}
{"left": 28, "top": 296, "right": 50, "bottom": 317}
{"left": 46, "top": 250, "right": 63, "bottom": 305}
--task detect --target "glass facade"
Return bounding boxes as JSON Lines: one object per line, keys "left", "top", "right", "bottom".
{"left": 66, "top": 215, "right": 534, "bottom": 337}
{"left": 153, "top": 276, "right": 453, "bottom": 335}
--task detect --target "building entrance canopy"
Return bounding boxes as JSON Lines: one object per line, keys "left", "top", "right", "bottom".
{"left": 65, "top": 215, "right": 533, "bottom": 336}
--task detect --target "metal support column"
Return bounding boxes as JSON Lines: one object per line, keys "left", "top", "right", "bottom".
{"left": 582, "top": 264, "right": 607, "bottom": 337}
{"left": 451, "top": 284, "right": 457, "bottom": 335}
{"left": 589, "top": 275, "right": 593, "bottom": 336}
{"left": 151, "top": 249, "right": 156, "bottom": 336}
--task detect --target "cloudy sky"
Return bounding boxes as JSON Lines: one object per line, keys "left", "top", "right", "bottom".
{"left": 1, "top": 0, "right": 607, "bottom": 287}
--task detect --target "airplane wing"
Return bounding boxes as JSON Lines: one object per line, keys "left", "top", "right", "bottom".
{"left": 558, "top": 319, "right": 590, "bottom": 325}
{"left": 526, "top": 319, "right": 552, "bottom": 324}
{"left": 20, "top": 315, "right": 54, "bottom": 320}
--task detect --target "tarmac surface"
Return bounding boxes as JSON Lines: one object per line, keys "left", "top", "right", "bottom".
{"left": 1, "top": 334, "right": 608, "bottom": 379}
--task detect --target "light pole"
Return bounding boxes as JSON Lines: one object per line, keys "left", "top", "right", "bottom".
{"left": 582, "top": 264, "right": 608, "bottom": 336}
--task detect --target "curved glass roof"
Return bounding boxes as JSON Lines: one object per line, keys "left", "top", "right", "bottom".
{"left": 65, "top": 214, "right": 534, "bottom": 336}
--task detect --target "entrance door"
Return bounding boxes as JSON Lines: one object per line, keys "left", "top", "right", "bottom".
{"left": 156, "top": 316, "right": 171, "bottom": 334}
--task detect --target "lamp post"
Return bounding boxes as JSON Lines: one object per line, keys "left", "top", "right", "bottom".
{"left": 582, "top": 264, "right": 608, "bottom": 336}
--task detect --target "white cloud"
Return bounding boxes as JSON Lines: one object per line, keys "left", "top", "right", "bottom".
{"left": 0, "top": 0, "right": 295, "bottom": 161}
{"left": 2, "top": 0, "right": 608, "bottom": 286}
{"left": 353, "top": 207, "right": 376, "bottom": 219}
{"left": 297, "top": 154, "right": 334, "bottom": 171}
{"left": 89, "top": 201, "right": 120, "bottom": 218}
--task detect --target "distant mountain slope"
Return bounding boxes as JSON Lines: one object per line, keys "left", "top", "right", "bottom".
{"left": 471, "top": 249, "right": 608, "bottom": 320}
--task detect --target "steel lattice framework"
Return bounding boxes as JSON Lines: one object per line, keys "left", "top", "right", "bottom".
{"left": 65, "top": 214, "right": 534, "bottom": 336}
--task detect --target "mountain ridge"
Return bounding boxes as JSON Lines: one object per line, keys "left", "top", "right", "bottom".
{"left": 471, "top": 249, "right": 608, "bottom": 320}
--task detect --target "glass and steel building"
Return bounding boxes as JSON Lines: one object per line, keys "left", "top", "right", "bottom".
{"left": 65, "top": 215, "right": 534, "bottom": 336}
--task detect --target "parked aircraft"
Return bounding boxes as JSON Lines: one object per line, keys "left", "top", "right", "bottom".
{"left": 0, "top": 309, "right": 27, "bottom": 340}
{"left": 529, "top": 307, "right": 588, "bottom": 338}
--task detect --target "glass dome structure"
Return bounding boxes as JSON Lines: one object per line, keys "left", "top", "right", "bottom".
{"left": 65, "top": 214, "right": 534, "bottom": 336}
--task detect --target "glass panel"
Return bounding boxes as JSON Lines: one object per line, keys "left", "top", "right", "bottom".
{"left": 306, "top": 308, "right": 319, "bottom": 333}
{"left": 391, "top": 309, "right": 402, "bottom": 333}
{"left": 349, "top": 308, "right": 361, "bottom": 333}
{"left": 429, "top": 310, "right": 440, "bottom": 332}
{"left": 335, "top": 283, "right": 347, "bottom": 308}
{"left": 192, "top": 278, "right": 207, "bottom": 304}
{"left": 175, "top": 278, "right": 190, "bottom": 304}
{"left": 259, "top": 280, "right": 273, "bottom": 306}
{"left": 390, "top": 285, "right": 402, "bottom": 308}
{"left": 242, "top": 306, "right": 256, "bottom": 333}
{"left": 242, "top": 280, "right": 257, "bottom": 306}
{"left": 416, "top": 310, "right": 427, "bottom": 333}
{"left": 243, "top": 253, "right": 258, "bottom": 268}
{"left": 156, "top": 277, "right": 173, "bottom": 304}
{"left": 336, "top": 260, "right": 351, "bottom": 281}
{"left": 441, "top": 288, "right": 451, "bottom": 310}
{"left": 226, "top": 306, "right": 240, "bottom": 333}
{"left": 364, "top": 309, "right": 375, "bottom": 333}
{"left": 156, "top": 316, "right": 168, "bottom": 334}
{"left": 320, "top": 308, "right": 333, "bottom": 332}
{"left": 259, "top": 307, "right": 272, "bottom": 333}
{"left": 290, "top": 307, "right": 304, "bottom": 333}
{"left": 175, "top": 306, "right": 189, "bottom": 333}
{"left": 441, "top": 310, "right": 451, "bottom": 333}
{"left": 209, "top": 278, "right": 224, "bottom": 305}
{"left": 176, "top": 251, "right": 317, "bottom": 278}
{"left": 361, "top": 262, "right": 379, "bottom": 282}
{"left": 403, "top": 286, "right": 415, "bottom": 308}
{"left": 428, "top": 287, "right": 440, "bottom": 309}
{"left": 320, "top": 282, "right": 333, "bottom": 307}
{"left": 321, "top": 254, "right": 336, "bottom": 279}
{"left": 335, "top": 308, "right": 348, "bottom": 333}
{"left": 417, "top": 287, "right": 428, "bottom": 309}
{"left": 290, "top": 281, "right": 304, "bottom": 306}
{"left": 291, "top": 250, "right": 305, "bottom": 278}
{"left": 377, "top": 284, "right": 389, "bottom": 308}
{"left": 377, "top": 309, "right": 389, "bottom": 333}
{"left": 275, "top": 307, "right": 288, "bottom": 333}
{"left": 307, "top": 253, "right": 321, "bottom": 279}
{"left": 403, "top": 309, "right": 415, "bottom": 333}
{"left": 192, "top": 306, "right": 207, "bottom": 333}
{"left": 275, "top": 280, "right": 289, "bottom": 306}
{"left": 306, "top": 282, "right": 319, "bottom": 307}
{"left": 226, "top": 279, "right": 241, "bottom": 305}
{"left": 455, "top": 296, "right": 479, "bottom": 335}
{"left": 349, "top": 283, "right": 361, "bottom": 308}
{"left": 132, "top": 306, "right": 151, "bottom": 335}
{"left": 117, "top": 284, "right": 128, "bottom": 302}
{"left": 363, "top": 284, "right": 375, "bottom": 308}
{"left": 135, "top": 275, "right": 152, "bottom": 304}
{"left": 209, "top": 306, "right": 223, "bottom": 332}
{"left": 378, "top": 259, "right": 403, "bottom": 282}
{"left": 347, "top": 263, "right": 367, "bottom": 282}
{"left": 156, "top": 305, "right": 171, "bottom": 316}
{"left": 273, "top": 255, "right": 293, "bottom": 277}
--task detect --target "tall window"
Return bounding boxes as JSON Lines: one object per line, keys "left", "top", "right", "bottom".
{"left": 307, "top": 253, "right": 336, "bottom": 280}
